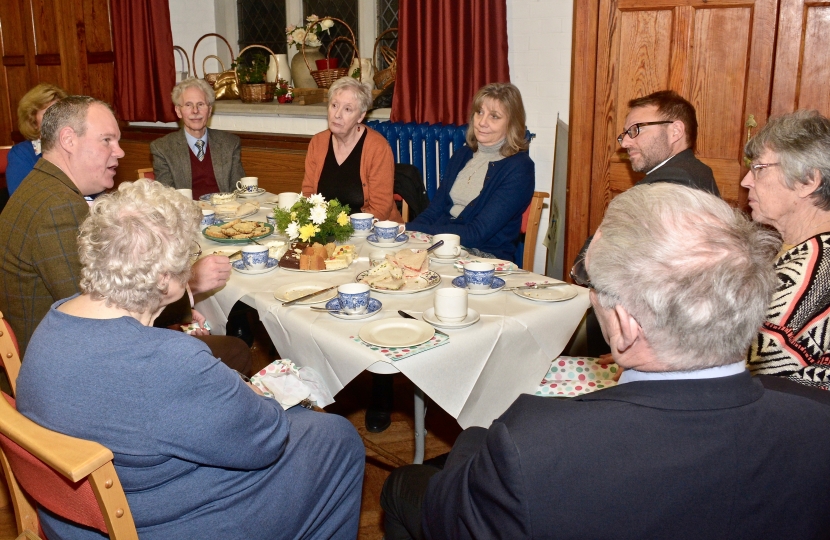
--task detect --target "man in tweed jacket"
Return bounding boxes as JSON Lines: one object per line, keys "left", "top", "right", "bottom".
{"left": 150, "top": 78, "right": 244, "bottom": 198}
{"left": 0, "top": 97, "right": 123, "bottom": 354}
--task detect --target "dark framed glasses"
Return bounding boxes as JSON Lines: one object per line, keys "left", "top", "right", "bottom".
{"left": 617, "top": 120, "right": 674, "bottom": 146}
{"left": 569, "top": 252, "right": 594, "bottom": 290}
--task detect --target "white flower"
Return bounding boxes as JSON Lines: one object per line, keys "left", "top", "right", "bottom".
{"left": 308, "top": 193, "right": 326, "bottom": 206}
{"left": 310, "top": 205, "right": 327, "bottom": 225}
{"left": 285, "top": 221, "right": 300, "bottom": 240}
{"left": 306, "top": 14, "right": 319, "bottom": 23}
{"left": 291, "top": 28, "right": 307, "bottom": 44}
{"left": 320, "top": 19, "right": 334, "bottom": 30}
{"left": 305, "top": 33, "right": 322, "bottom": 47}
{"left": 285, "top": 24, "right": 296, "bottom": 33}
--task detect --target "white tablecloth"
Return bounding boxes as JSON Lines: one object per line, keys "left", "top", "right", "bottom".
{"left": 196, "top": 206, "right": 590, "bottom": 428}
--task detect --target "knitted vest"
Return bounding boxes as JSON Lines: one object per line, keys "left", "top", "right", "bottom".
{"left": 190, "top": 143, "right": 219, "bottom": 199}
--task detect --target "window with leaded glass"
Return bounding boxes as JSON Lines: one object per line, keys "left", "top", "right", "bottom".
{"left": 375, "top": 0, "right": 397, "bottom": 71}
{"left": 237, "top": 0, "right": 288, "bottom": 55}
{"left": 302, "top": 1, "right": 359, "bottom": 68}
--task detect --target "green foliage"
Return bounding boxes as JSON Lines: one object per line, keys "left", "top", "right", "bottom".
{"left": 273, "top": 194, "right": 354, "bottom": 244}
{"left": 233, "top": 52, "right": 269, "bottom": 84}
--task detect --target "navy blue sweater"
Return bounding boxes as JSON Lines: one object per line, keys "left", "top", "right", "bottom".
{"left": 408, "top": 146, "right": 535, "bottom": 260}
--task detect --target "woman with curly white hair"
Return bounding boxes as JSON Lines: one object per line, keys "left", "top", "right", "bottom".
{"left": 16, "top": 180, "right": 364, "bottom": 540}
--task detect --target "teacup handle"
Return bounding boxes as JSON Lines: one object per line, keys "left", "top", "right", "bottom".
{"left": 236, "top": 181, "right": 244, "bottom": 190}
{"left": 397, "top": 224, "right": 406, "bottom": 236}
{"left": 450, "top": 245, "right": 461, "bottom": 256}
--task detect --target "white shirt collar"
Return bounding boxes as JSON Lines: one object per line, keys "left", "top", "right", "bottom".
{"left": 646, "top": 154, "right": 673, "bottom": 174}
{"left": 184, "top": 130, "right": 209, "bottom": 156}
{"left": 618, "top": 360, "right": 746, "bottom": 384}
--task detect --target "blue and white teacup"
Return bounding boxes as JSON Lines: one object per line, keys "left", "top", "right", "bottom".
{"left": 236, "top": 177, "right": 259, "bottom": 193}
{"left": 350, "top": 212, "right": 377, "bottom": 236}
{"left": 337, "top": 283, "right": 371, "bottom": 314}
{"left": 201, "top": 209, "right": 215, "bottom": 228}
{"left": 373, "top": 220, "right": 406, "bottom": 243}
{"left": 463, "top": 262, "right": 495, "bottom": 290}
{"left": 241, "top": 245, "right": 269, "bottom": 270}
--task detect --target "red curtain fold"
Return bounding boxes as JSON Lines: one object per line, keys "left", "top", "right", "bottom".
{"left": 110, "top": 0, "right": 177, "bottom": 122}
{"left": 391, "top": 0, "right": 510, "bottom": 125}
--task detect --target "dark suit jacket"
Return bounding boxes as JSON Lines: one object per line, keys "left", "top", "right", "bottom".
{"left": 150, "top": 128, "right": 245, "bottom": 193}
{"left": 637, "top": 147, "right": 720, "bottom": 196}
{"left": 423, "top": 372, "right": 830, "bottom": 539}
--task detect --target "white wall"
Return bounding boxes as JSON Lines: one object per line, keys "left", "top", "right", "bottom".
{"left": 166, "top": 0, "right": 575, "bottom": 275}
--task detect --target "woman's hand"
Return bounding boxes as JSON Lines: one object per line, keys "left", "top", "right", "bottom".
{"left": 189, "top": 309, "right": 210, "bottom": 336}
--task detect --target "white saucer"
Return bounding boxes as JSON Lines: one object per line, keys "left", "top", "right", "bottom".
{"left": 235, "top": 188, "right": 267, "bottom": 198}
{"left": 367, "top": 233, "right": 409, "bottom": 248}
{"left": 429, "top": 249, "right": 469, "bottom": 264}
{"left": 274, "top": 282, "right": 338, "bottom": 304}
{"left": 512, "top": 285, "right": 578, "bottom": 302}
{"left": 422, "top": 308, "right": 480, "bottom": 328}
{"left": 324, "top": 298, "right": 383, "bottom": 320}
{"left": 451, "top": 276, "right": 506, "bottom": 295}
{"left": 231, "top": 258, "right": 279, "bottom": 275}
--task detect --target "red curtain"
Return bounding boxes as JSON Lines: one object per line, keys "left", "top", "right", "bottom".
{"left": 110, "top": 0, "right": 177, "bottom": 122}
{"left": 391, "top": 0, "right": 510, "bottom": 125}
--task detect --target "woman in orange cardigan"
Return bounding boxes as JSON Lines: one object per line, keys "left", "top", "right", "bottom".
{"left": 302, "top": 77, "right": 402, "bottom": 222}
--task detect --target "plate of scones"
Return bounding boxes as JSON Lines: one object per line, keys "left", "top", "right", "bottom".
{"left": 202, "top": 220, "right": 274, "bottom": 243}
{"left": 279, "top": 241, "right": 357, "bottom": 271}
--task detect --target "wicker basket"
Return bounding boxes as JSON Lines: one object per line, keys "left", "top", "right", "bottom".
{"left": 192, "top": 33, "right": 235, "bottom": 85}
{"left": 302, "top": 17, "right": 358, "bottom": 89}
{"left": 372, "top": 27, "right": 397, "bottom": 90}
{"left": 236, "top": 44, "right": 280, "bottom": 103}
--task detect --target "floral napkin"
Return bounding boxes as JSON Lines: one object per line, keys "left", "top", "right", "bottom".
{"left": 350, "top": 333, "right": 450, "bottom": 361}
{"left": 251, "top": 359, "right": 334, "bottom": 408}
{"left": 535, "top": 356, "right": 619, "bottom": 397}
{"left": 454, "top": 258, "right": 520, "bottom": 272}
{"left": 408, "top": 231, "right": 432, "bottom": 242}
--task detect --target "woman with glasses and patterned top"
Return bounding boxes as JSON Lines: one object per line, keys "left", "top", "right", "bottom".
{"left": 742, "top": 110, "right": 830, "bottom": 391}
{"left": 407, "top": 82, "right": 535, "bottom": 261}
{"left": 16, "top": 180, "right": 365, "bottom": 540}
{"left": 6, "top": 83, "right": 67, "bottom": 196}
{"left": 302, "top": 76, "right": 402, "bottom": 221}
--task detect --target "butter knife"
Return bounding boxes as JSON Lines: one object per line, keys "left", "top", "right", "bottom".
{"left": 398, "top": 310, "right": 450, "bottom": 338}
{"left": 511, "top": 282, "right": 570, "bottom": 291}
{"left": 282, "top": 285, "right": 338, "bottom": 307}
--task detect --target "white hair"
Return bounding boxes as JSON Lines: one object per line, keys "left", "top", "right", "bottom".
{"left": 587, "top": 183, "right": 781, "bottom": 370}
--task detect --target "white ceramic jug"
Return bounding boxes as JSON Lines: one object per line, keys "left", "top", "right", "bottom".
{"left": 267, "top": 53, "right": 292, "bottom": 85}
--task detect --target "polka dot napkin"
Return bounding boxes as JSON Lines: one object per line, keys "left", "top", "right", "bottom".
{"left": 535, "top": 356, "right": 619, "bottom": 397}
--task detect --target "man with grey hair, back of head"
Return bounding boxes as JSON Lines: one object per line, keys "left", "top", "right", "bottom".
{"left": 380, "top": 183, "right": 830, "bottom": 540}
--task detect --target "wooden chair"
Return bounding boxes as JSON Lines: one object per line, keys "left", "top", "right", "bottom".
{"left": 0, "top": 310, "right": 22, "bottom": 397}
{"left": 136, "top": 168, "right": 155, "bottom": 180}
{"left": 0, "top": 394, "right": 138, "bottom": 539}
{"left": 520, "top": 191, "right": 548, "bottom": 271}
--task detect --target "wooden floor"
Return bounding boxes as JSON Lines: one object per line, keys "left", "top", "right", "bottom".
{"left": 0, "top": 320, "right": 462, "bottom": 540}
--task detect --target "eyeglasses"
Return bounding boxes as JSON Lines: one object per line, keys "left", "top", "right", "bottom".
{"left": 749, "top": 162, "right": 780, "bottom": 177}
{"left": 569, "top": 252, "right": 594, "bottom": 290}
{"left": 179, "top": 102, "right": 208, "bottom": 111}
{"left": 617, "top": 121, "right": 674, "bottom": 146}
{"left": 189, "top": 241, "right": 202, "bottom": 261}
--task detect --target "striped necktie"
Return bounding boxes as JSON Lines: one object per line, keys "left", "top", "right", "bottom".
{"left": 195, "top": 139, "right": 205, "bottom": 161}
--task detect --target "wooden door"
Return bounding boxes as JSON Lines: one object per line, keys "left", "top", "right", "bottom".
{"left": 770, "top": 0, "right": 830, "bottom": 116}
{"left": 566, "top": 0, "right": 778, "bottom": 276}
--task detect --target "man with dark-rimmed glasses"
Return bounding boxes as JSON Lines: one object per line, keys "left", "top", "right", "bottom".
{"left": 619, "top": 90, "right": 719, "bottom": 195}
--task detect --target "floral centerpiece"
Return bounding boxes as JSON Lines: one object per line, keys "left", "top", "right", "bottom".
{"left": 273, "top": 194, "right": 353, "bottom": 244}
{"left": 286, "top": 14, "right": 335, "bottom": 50}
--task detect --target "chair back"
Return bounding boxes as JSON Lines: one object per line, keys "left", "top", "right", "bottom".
{"left": 0, "top": 311, "right": 21, "bottom": 396}
{"left": 0, "top": 393, "right": 137, "bottom": 539}
{"left": 0, "top": 145, "right": 12, "bottom": 192}
{"left": 518, "top": 192, "right": 548, "bottom": 271}
{"left": 136, "top": 168, "right": 155, "bottom": 180}
{"left": 393, "top": 163, "right": 430, "bottom": 222}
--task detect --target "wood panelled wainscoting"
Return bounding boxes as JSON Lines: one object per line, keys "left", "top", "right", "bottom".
{"left": 115, "top": 127, "right": 312, "bottom": 194}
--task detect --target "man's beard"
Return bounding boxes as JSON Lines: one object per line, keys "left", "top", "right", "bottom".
{"left": 630, "top": 131, "right": 672, "bottom": 173}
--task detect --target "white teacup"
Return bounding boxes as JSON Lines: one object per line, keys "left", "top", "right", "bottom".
{"left": 277, "top": 192, "right": 300, "bottom": 210}
{"left": 432, "top": 233, "right": 462, "bottom": 258}
{"left": 434, "top": 288, "right": 468, "bottom": 322}
{"left": 374, "top": 221, "right": 406, "bottom": 243}
{"left": 241, "top": 245, "right": 269, "bottom": 270}
{"left": 337, "top": 283, "right": 371, "bottom": 314}
{"left": 200, "top": 209, "right": 215, "bottom": 227}
{"left": 237, "top": 177, "right": 259, "bottom": 193}
{"left": 369, "top": 250, "right": 387, "bottom": 267}
{"left": 176, "top": 188, "right": 193, "bottom": 200}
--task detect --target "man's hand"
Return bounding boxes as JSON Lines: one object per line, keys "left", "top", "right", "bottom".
{"left": 189, "top": 255, "right": 231, "bottom": 294}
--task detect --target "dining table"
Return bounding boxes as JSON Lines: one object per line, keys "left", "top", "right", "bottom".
{"left": 194, "top": 198, "right": 591, "bottom": 461}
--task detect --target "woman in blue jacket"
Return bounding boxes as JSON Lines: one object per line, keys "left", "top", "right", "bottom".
{"left": 6, "top": 83, "right": 67, "bottom": 196}
{"left": 408, "top": 82, "right": 535, "bottom": 261}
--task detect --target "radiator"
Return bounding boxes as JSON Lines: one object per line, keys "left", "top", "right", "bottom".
{"left": 366, "top": 121, "right": 467, "bottom": 200}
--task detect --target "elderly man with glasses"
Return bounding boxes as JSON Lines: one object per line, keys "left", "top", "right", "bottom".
{"left": 618, "top": 90, "right": 719, "bottom": 195}
{"left": 380, "top": 183, "right": 830, "bottom": 540}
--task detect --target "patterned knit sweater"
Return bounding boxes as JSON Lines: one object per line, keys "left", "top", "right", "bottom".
{"left": 747, "top": 233, "right": 830, "bottom": 389}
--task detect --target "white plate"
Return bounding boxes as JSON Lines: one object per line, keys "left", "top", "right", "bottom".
{"left": 359, "top": 318, "right": 435, "bottom": 347}
{"left": 235, "top": 188, "right": 267, "bottom": 198}
{"left": 214, "top": 207, "right": 260, "bottom": 221}
{"left": 279, "top": 263, "right": 354, "bottom": 273}
{"left": 367, "top": 233, "right": 409, "bottom": 248}
{"left": 231, "top": 258, "right": 279, "bottom": 275}
{"left": 273, "top": 282, "right": 338, "bottom": 304}
{"left": 324, "top": 298, "right": 383, "bottom": 320}
{"left": 512, "top": 285, "right": 578, "bottom": 302}
{"left": 422, "top": 308, "right": 480, "bottom": 329}
{"left": 355, "top": 269, "right": 442, "bottom": 294}
{"left": 429, "top": 249, "right": 469, "bottom": 264}
{"left": 452, "top": 276, "right": 506, "bottom": 295}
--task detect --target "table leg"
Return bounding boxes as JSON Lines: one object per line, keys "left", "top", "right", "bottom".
{"left": 413, "top": 386, "right": 425, "bottom": 464}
